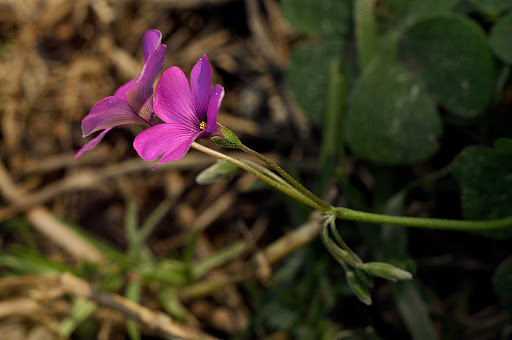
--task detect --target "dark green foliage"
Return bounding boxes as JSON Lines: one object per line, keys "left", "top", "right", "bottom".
{"left": 402, "top": 16, "right": 495, "bottom": 117}
{"left": 281, "top": 0, "right": 351, "bottom": 36}
{"left": 451, "top": 138, "right": 512, "bottom": 238}
{"left": 280, "top": 1, "right": 512, "bottom": 338}
{"left": 494, "top": 256, "right": 512, "bottom": 312}
{"left": 489, "top": 12, "right": 512, "bottom": 63}
{"left": 345, "top": 60, "right": 441, "bottom": 164}
{"left": 286, "top": 40, "right": 343, "bottom": 124}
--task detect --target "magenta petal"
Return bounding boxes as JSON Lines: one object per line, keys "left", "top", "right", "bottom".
{"left": 143, "top": 29, "right": 162, "bottom": 61}
{"left": 190, "top": 55, "right": 211, "bottom": 120}
{"left": 81, "top": 96, "right": 149, "bottom": 136}
{"left": 205, "top": 85, "right": 224, "bottom": 133}
{"left": 125, "top": 44, "right": 166, "bottom": 123}
{"left": 158, "top": 130, "right": 200, "bottom": 164}
{"left": 133, "top": 123, "right": 201, "bottom": 166}
{"left": 74, "top": 129, "right": 111, "bottom": 158}
{"left": 114, "top": 78, "right": 137, "bottom": 100}
{"left": 154, "top": 66, "right": 199, "bottom": 128}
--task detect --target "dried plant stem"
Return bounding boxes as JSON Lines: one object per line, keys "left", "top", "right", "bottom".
{"left": 0, "top": 298, "right": 41, "bottom": 319}
{"left": 0, "top": 156, "right": 212, "bottom": 222}
{"left": 0, "top": 161, "right": 103, "bottom": 262}
{"left": 59, "top": 273, "right": 220, "bottom": 340}
{"left": 0, "top": 274, "right": 219, "bottom": 340}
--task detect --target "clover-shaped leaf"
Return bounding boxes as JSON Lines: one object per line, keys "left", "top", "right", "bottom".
{"left": 401, "top": 16, "right": 495, "bottom": 117}
{"left": 379, "top": 0, "right": 457, "bottom": 31}
{"left": 469, "top": 0, "right": 512, "bottom": 16}
{"left": 493, "top": 256, "right": 512, "bottom": 312}
{"left": 345, "top": 59, "right": 441, "bottom": 165}
{"left": 281, "top": 0, "right": 351, "bottom": 37}
{"left": 489, "top": 12, "right": 512, "bottom": 64}
{"left": 286, "top": 40, "right": 343, "bottom": 124}
{"left": 451, "top": 138, "right": 512, "bottom": 238}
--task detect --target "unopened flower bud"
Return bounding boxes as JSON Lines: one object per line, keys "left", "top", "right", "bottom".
{"left": 363, "top": 262, "right": 413, "bottom": 281}
{"left": 346, "top": 271, "right": 372, "bottom": 305}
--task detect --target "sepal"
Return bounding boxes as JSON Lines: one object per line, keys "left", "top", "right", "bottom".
{"left": 210, "top": 123, "right": 242, "bottom": 149}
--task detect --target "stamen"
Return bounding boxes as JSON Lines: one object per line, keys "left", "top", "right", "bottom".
{"left": 200, "top": 121, "right": 206, "bottom": 130}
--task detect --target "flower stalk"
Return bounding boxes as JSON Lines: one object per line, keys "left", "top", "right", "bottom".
{"left": 238, "top": 144, "right": 332, "bottom": 211}
{"left": 232, "top": 143, "right": 512, "bottom": 233}
{"left": 333, "top": 207, "right": 512, "bottom": 231}
{"left": 190, "top": 142, "right": 325, "bottom": 211}
{"left": 202, "top": 136, "right": 512, "bottom": 233}
{"left": 75, "top": 40, "right": 512, "bottom": 305}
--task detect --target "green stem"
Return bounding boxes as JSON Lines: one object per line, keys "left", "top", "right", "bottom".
{"left": 202, "top": 140, "right": 512, "bottom": 233}
{"left": 335, "top": 207, "right": 512, "bottom": 231}
{"left": 239, "top": 159, "right": 298, "bottom": 193}
{"left": 239, "top": 144, "right": 332, "bottom": 211}
{"left": 191, "top": 142, "right": 324, "bottom": 211}
{"left": 328, "top": 220, "right": 363, "bottom": 265}
{"left": 320, "top": 222, "right": 350, "bottom": 270}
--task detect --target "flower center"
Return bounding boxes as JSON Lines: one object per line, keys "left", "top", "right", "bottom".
{"left": 199, "top": 121, "right": 206, "bottom": 130}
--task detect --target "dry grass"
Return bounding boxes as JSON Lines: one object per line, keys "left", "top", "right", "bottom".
{"left": 0, "top": 0, "right": 318, "bottom": 338}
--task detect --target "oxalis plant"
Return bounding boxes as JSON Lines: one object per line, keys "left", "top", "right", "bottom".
{"left": 76, "top": 29, "right": 512, "bottom": 306}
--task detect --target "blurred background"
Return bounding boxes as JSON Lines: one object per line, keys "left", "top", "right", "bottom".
{"left": 1, "top": 0, "right": 512, "bottom": 339}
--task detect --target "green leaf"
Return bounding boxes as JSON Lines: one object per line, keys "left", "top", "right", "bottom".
{"left": 139, "top": 198, "right": 173, "bottom": 244}
{"left": 359, "top": 186, "right": 437, "bottom": 340}
{"left": 494, "top": 137, "right": 512, "bottom": 152}
{"left": 318, "top": 58, "right": 346, "bottom": 193}
{"left": 393, "top": 281, "right": 440, "bottom": 340}
{"left": 402, "top": 16, "right": 495, "bottom": 117}
{"left": 59, "top": 298, "right": 97, "bottom": 338}
{"left": 124, "top": 200, "right": 140, "bottom": 255}
{"left": 489, "top": 12, "right": 512, "bottom": 63}
{"left": 287, "top": 40, "right": 343, "bottom": 124}
{"left": 451, "top": 138, "right": 512, "bottom": 238}
{"left": 125, "top": 278, "right": 142, "bottom": 340}
{"left": 0, "top": 248, "right": 72, "bottom": 275}
{"left": 354, "top": 0, "right": 378, "bottom": 69}
{"left": 469, "top": 0, "right": 512, "bottom": 16}
{"left": 345, "top": 59, "right": 441, "bottom": 165}
{"left": 138, "top": 259, "right": 189, "bottom": 287}
{"left": 59, "top": 219, "right": 133, "bottom": 267}
{"left": 157, "top": 287, "right": 189, "bottom": 322}
{"left": 192, "top": 240, "right": 247, "bottom": 279}
{"left": 379, "top": 0, "right": 458, "bottom": 32}
{"left": 404, "top": 0, "right": 458, "bottom": 24}
{"left": 195, "top": 159, "right": 241, "bottom": 185}
{"left": 281, "top": 0, "right": 351, "bottom": 36}
{"left": 380, "top": 193, "right": 437, "bottom": 340}
{"left": 493, "top": 256, "right": 512, "bottom": 312}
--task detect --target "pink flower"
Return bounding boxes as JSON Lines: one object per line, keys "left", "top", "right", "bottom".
{"left": 75, "top": 29, "right": 166, "bottom": 158}
{"left": 134, "top": 55, "right": 224, "bottom": 168}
